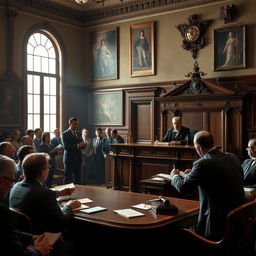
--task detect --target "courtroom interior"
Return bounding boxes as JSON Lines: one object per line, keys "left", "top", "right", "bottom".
{"left": 1, "top": 0, "right": 256, "bottom": 255}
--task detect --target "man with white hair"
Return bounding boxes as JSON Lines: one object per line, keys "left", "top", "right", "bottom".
{"left": 162, "top": 116, "right": 191, "bottom": 145}
{"left": 0, "top": 155, "right": 52, "bottom": 256}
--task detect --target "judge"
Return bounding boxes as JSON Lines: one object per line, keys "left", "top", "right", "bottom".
{"left": 161, "top": 116, "right": 191, "bottom": 145}
{"left": 242, "top": 138, "right": 256, "bottom": 188}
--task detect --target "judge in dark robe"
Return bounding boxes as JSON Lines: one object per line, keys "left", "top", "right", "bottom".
{"left": 161, "top": 116, "right": 191, "bottom": 145}
{"left": 242, "top": 138, "right": 256, "bottom": 188}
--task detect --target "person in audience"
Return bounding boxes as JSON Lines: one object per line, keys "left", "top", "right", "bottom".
{"left": 91, "top": 128, "right": 105, "bottom": 185}
{"left": 242, "top": 138, "right": 256, "bottom": 188}
{"left": 0, "top": 154, "right": 52, "bottom": 256}
{"left": 15, "top": 145, "right": 34, "bottom": 182}
{"left": 50, "top": 128, "right": 62, "bottom": 148}
{"left": 38, "top": 132, "right": 60, "bottom": 188}
{"left": 62, "top": 117, "right": 87, "bottom": 184}
{"left": 26, "top": 129, "right": 35, "bottom": 140}
{"left": 0, "top": 132, "right": 12, "bottom": 142}
{"left": 81, "top": 128, "right": 93, "bottom": 184}
{"left": 11, "top": 129, "right": 22, "bottom": 158}
{"left": 21, "top": 135, "right": 33, "bottom": 146}
{"left": 0, "top": 141, "right": 15, "bottom": 159}
{"left": 102, "top": 127, "right": 112, "bottom": 159}
{"left": 170, "top": 130, "right": 244, "bottom": 241}
{"left": 160, "top": 116, "right": 191, "bottom": 145}
{"left": 33, "top": 128, "right": 43, "bottom": 152}
{"left": 111, "top": 129, "right": 124, "bottom": 144}
{"left": 9, "top": 153, "right": 81, "bottom": 235}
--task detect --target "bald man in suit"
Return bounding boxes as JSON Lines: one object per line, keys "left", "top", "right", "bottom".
{"left": 242, "top": 138, "right": 256, "bottom": 188}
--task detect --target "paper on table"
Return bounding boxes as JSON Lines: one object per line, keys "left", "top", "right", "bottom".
{"left": 152, "top": 171, "right": 187, "bottom": 181}
{"left": 80, "top": 206, "right": 107, "bottom": 214}
{"left": 55, "top": 183, "right": 75, "bottom": 190}
{"left": 77, "top": 198, "right": 93, "bottom": 204}
{"left": 113, "top": 208, "right": 145, "bottom": 218}
{"left": 132, "top": 203, "right": 151, "bottom": 210}
{"left": 57, "top": 195, "right": 72, "bottom": 202}
{"left": 244, "top": 187, "right": 255, "bottom": 193}
{"left": 72, "top": 204, "right": 89, "bottom": 212}
{"left": 42, "top": 232, "right": 62, "bottom": 246}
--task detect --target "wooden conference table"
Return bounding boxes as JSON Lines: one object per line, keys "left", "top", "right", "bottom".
{"left": 68, "top": 185, "right": 199, "bottom": 229}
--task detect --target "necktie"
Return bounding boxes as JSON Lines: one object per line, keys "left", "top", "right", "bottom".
{"left": 244, "top": 159, "right": 255, "bottom": 178}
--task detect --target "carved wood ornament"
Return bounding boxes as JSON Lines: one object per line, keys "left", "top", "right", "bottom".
{"left": 176, "top": 15, "right": 211, "bottom": 59}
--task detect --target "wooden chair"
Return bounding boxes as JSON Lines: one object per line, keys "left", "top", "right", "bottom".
{"left": 181, "top": 200, "right": 256, "bottom": 256}
{"left": 10, "top": 207, "right": 32, "bottom": 233}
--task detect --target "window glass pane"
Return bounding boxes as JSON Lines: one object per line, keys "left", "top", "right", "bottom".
{"left": 50, "top": 77, "right": 56, "bottom": 95}
{"left": 50, "top": 96, "right": 56, "bottom": 114}
{"left": 27, "top": 94, "right": 33, "bottom": 113}
{"left": 42, "top": 57, "right": 49, "bottom": 73}
{"left": 34, "top": 56, "right": 41, "bottom": 72}
{"left": 50, "top": 115, "right": 56, "bottom": 132}
{"left": 28, "top": 114, "right": 33, "bottom": 129}
{"left": 45, "top": 39, "right": 53, "bottom": 50}
{"left": 28, "top": 35, "right": 37, "bottom": 47}
{"left": 34, "top": 114, "right": 40, "bottom": 129}
{"left": 27, "top": 75, "right": 33, "bottom": 93}
{"left": 34, "top": 33, "right": 41, "bottom": 45}
{"left": 34, "top": 95, "right": 40, "bottom": 113}
{"left": 34, "top": 45, "right": 48, "bottom": 57}
{"left": 27, "top": 43, "right": 34, "bottom": 55}
{"left": 48, "top": 47, "right": 56, "bottom": 58}
{"left": 34, "top": 76, "right": 40, "bottom": 94}
{"left": 27, "top": 55, "right": 33, "bottom": 71}
{"left": 44, "top": 77, "right": 50, "bottom": 95}
{"left": 44, "top": 114, "right": 50, "bottom": 132}
{"left": 41, "top": 34, "right": 48, "bottom": 46}
{"left": 44, "top": 96, "right": 49, "bottom": 114}
{"left": 49, "top": 59, "right": 56, "bottom": 74}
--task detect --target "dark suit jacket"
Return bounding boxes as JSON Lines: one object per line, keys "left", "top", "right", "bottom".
{"left": 112, "top": 135, "right": 124, "bottom": 144}
{"left": 92, "top": 137, "right": 104, "bottom": 158}
{"left": 9, "top": 178, "right": 72, "bottom": 234}
{"left": 171, "top": 148, "right": 245, "bottom": 241}
{"left": 0, "top": 201, "right": 40, "bottom": 256}
{"left": 242, "top": 158, "right": 256, "bottom": 188}
{"left": 162, "top": 126, "right": 191, "bottom": 145}
{"left": 62, "top": 129, "right": 83, "bottom": 165}
{"left": 102, "top": 136, "right": 113, "bottom": 156}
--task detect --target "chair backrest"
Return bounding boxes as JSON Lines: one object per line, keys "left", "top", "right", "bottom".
{"left": 10, "top": 207, "right": 32, "bottom": 233}
{"left": 223, "top": 200, "right": 256, "bottom": 255}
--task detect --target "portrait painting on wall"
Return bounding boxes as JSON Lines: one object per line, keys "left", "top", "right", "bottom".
{"left": 130, "top": 22, "right": 155, "bottom": 77}
{"left": 0, "top": 84, "right": 21, "bottom": 126}
{"left": 90, "top": 91, "right": 123, "bottom": 126}
{"left": 214, "top": 25, "right": 246, "bottom": 71}
{"left": 91, "top": 27, "right": 118, "bottom": 81}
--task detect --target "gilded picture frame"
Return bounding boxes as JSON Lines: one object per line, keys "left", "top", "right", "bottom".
{"left": 90, "top": 90, "right": 123, "bottom": 126}
{"left": 91, "top": 27, "right": 118, "bottom": 81}
{"left": 130, "top": 22, "right": 155, "bottom": 77}
{"left": 214, "top": 25, "right": 246, "bottom": 71}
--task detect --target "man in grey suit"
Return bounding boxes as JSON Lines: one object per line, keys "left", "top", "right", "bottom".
{"left": 242, "top": 138, "right": 256, "bottom": 188}
{"left": 62, "top": 117, "right": 87, "bottom": 184}
{"left": 170, "top": 130, "right": 244, "bottom": 241}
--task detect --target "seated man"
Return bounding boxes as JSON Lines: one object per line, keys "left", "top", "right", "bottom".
{"left": 9, "top": 153, "right": 81, "bottom": 235}
{"left": 170, "top": 131, "right": 245, "bottom": 241}
{"left": 0, "top": 141, "right": 15, "bottom": 159}
{"left": 161, "top": 116, "right": 191, "bottom": 145}
{"left": 242, "top": 138, "right": 256, "bottom": 188}
{"left": 111, "top": 129, "right": 124, "bottom": 144}
{"left": 0, "top": 155, "right": 52, "bottom": 256}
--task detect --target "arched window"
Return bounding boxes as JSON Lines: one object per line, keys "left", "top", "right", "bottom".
{"left": 26, "top": 31, "right": 60, "bottom": 134}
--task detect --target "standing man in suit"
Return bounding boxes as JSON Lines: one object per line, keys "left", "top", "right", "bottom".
{"left": 161, "top": 116, "right": 191, "bottom": 145}
{"left": 33, "top": 128, "right": 42, "bottom": 152}
{"left": 170, "top": 131, "right": 244, "bottom": 241}
{"left": 242, "top": 138, "right": 256, "bottom": 188}
{"left": 62, "top": 117, "right": 87, "bottom": 184}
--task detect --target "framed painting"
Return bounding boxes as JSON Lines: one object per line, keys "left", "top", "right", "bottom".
{"left": 214, "top": 25, "right": 246, "bottom": 71}
{"left": 90, "top": 91, "right": 123, "bottom": 126}
{"left": 130, "top": 22, "right": 155, "bottom": 77}
{"left": 91, "top": 27, "right": 118, "bottom": 81}
{"left": 0, "top": 84, "right": 21, "bottom": 126}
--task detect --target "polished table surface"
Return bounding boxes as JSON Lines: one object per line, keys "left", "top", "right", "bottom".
{"left": 68, "top": 185, "right": 199, "bottom": 229}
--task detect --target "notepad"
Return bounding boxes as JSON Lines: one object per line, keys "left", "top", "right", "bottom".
{"left": 80, "top": 206, "right": 107, "bottom": 214}
{"left": 77, "top": 198, "right": 93, "bottom": 204}
{"left": 113, "top": 209, "right": 145, "bottom": 218}
{"left": 132, "top": 203, "right": 151, "bottom": 210}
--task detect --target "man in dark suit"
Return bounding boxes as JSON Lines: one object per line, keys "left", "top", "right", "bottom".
{"left": 111, "top": 129, "right": 124, "bottom": 144}
{"left": 161, "top": 116, "right": 191, "bottom": 145}
{"left": 9, "top": 153, "right": 81, "bottom": 235}
{"left": 0, "top": 154, "right": 52, "bottom": 256}
{"left": 242, "top": 138, "right": 256, "bottom": 188}
{"left": 102, "top": 127, "right": 113, "bottom": 159}
{"left": 170, "top": 130, "right": 245, "bottom": 241}
{"left": 62, "top": 117, "right": 87, "bottom": 184}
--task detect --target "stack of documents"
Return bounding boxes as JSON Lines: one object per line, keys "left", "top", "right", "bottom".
{"left": 151, "top": 171, "right": 187, "bottom": 181}
{"left": 113, "top": 209, "right": 145, "bottom": 218}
